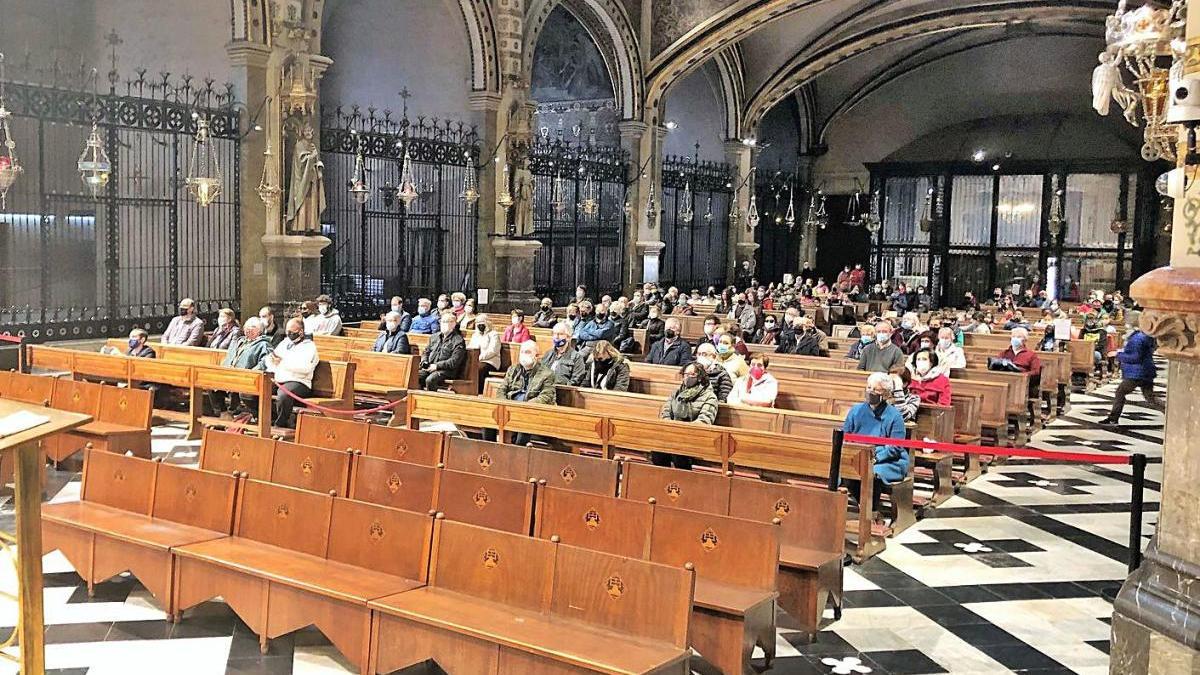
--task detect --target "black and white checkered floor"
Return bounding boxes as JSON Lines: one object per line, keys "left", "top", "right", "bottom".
{"left": 0, "top": 365, "right": 1165, "bottom": 674}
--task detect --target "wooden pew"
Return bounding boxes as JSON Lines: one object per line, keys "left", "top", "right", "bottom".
{"left": 41, "top": 450, "right": 237, "bottom": 615}
{"left": 173, "top": 479, "right": 434, "bottom": 670}
{"left": 198, "top": 429, "right": 353, "bottom": 496}
{"left": 45, "top": 379, "right": 153, "bottom": 462}
{"left": 304, "top": 360, "right": 357, "bottom": 411}
{"left": 0, "top": 369, "right": 55, "bottom": 404}
{"left": 444, "top": 435, "right": 621, "bottom": 496}
{"left": 368, "top": 517, "right": 695, "bottom": 675}
{"left": 295, "top": 413, "right": 445, "bottom": 465}
{"left": 309, "top": 341, "right": 421, "bottom": 401}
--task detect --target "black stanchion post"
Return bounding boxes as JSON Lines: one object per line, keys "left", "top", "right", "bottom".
{"left": 1128, "top": 452, "right": 1147, "bottom": 573}
{"left": 829, "top": 428, "right": 845, "bottom": 492}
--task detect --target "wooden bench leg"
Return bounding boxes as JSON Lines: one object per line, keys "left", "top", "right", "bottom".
{"left": 777, "top": 567, "right": 827, "bottom": 644}
{"left": 373, "top": 614, "right": 498, "bottom": 674}
{"left": 691, "top": 604, "right": 771, "bottom": 675}
{"left": 886, "top": 480, "right": 917, "bottom": 536}
{"left": 930, "top": 456, "right": 954, "bottom": 506}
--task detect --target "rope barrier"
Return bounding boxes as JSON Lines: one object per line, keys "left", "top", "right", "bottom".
{"left": 841, "top": 433, "right": 1132, "bottom": 465}
{"left": 274, "top": 382, "right": 407, "bottom": 417}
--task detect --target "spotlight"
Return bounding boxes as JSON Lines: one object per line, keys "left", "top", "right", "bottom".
{"left": 992, "top": 164, "right": 1001, "bottom": 171}
{"left": 664, "top": 120, "right": 679, "bottom": 131}
{"left": 972, "top": 149, "right": 986, "bottom": 162}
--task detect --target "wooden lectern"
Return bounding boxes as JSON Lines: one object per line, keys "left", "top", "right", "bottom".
{"left": 0, "top": 398, "right": 91, "bottom": 674}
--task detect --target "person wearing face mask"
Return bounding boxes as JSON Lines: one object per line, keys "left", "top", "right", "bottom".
{"left": 653, "top": 362, "right": 718, "bottom": 470}
{"left": 532, "top": 297, "right": 557, "bottom": 328}
{"left": 608, "top": 301, "right": 636, "bottom": 353}
{"left": 695, "top": 342, "right": 733, "bottom": 402}
{"left": 638, "top": 303, "right": 666, "bottom": 347}
{"left": 843, "top": 371, "right": 908, "bottom": 491}
{"left": 502, "top": 309, "right": 532, "bottom": 343}
{"left": 858, "top": 321, "right": 905, "bottom": 372}
{"left": 264, "top": 317, "right": 319, "bottom": 429}
{"left": 566, "top": 302, "right": 582, "bottom": 330}
{"left": 162, "top": 298, "right": 206, "bottom": 346}
{"left": 996, "top": 327, "right": 1042, "bottom": 378}
{"left": 410, "top": 298, "right": 439, "bottom": 334}
{"left": 836, "top": 265, "right": 853, "bottom": 292}
{"left": 933, "top": 327, "right": 966, "bottom": 370}
{"left": 892, "top": 313, "right": 922, "bottom": 354}
{"left": 584, "top": 340, "right": 630, "bottom": 391}
{"left": 752, "top": 315, "right": 780, "bottom": 345}
{"left": 728, "top": 355, "right": 778, "bottom": 408}
{"left": 376, "top": 296, "right": 413, "bottom": 333}
{"left": 961, "top": 291, "right": 980, "bottom": 311}
{"left": 497, "top": 340, "right": 558, "bottom": 446}
{"left": 907, "top": 349, "right": 952, "bottom": 406}
{"left": 1100, "top": 310, "right": 1164, "bottom": 426}
{"left": 418, "top": 312, "right": 468, "bottom": 391}
{"left": 468, "top": 313, "right": 502, "bottom": 389}
{"left": 698, "top": 315, "right": 721, "bottom": 352}
{"left": 846, "top": 324, "right": 875, "bottom": 361}
{"left": 449, "top": 292, "right": 467, "bottom": 318}
{"left": 574, "top": 285, "right": 589, "bottom": 305}
{"left": 647, "top": 317, "right": 693, "bottom": 366}
{"left": 210, "top": 318, "right": 273, "bottom": 416}
{"left": 792, "top": 317, "right": 828, "bottom": 357}
{"left": 774, "top": 308, "right": 803, "bottom": 353}
{"left": 436, "top": 294, "right": 451, "bottom": 313}
{"left": 573, "top": 302, "right": 616, "bottom": 351}
{"left": 542, "top": 321, "right": 587, "bottom": 385}
{"left": 715, "top": 333, "right": 748, "bottom": 379}
{"left": 207, "top": 308, "right": 242, "bottom": 350}
{"left": 258, "top": 306, "right": 285, "bottom": 347}
{"left": 303, "top": 294, "right": 343, "bottom": 336}
{"left": 373, "top": 311, "right": 412, "bottom": 355}
{"left": 123, "top": 328, "right": 156, "bottom": 358}
{"left": 628, "top": 291, "right": 649, "bottom": 324}
{"left": 1003, "top": 310, "right": 1030, "bottom": 331}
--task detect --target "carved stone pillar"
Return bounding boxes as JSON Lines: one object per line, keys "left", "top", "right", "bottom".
{"left": 724, "top": 140, "right": 757, "bottom": 284}
{"left": 622, "top": 121, "right": 665, "bottom": 286}
{"left": 796, "top": 149, "right": 825, "bottom": 271}
{"left": 227, "top": 41, "right": 274, "bottom": 316}
{"left": 470, "top": 91, "right": 504, "bottom": 295}
{"left": 491, "top": 238, "right": 542, "bottom": 312}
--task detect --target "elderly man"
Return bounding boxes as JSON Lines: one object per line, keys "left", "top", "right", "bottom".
{"left": 843, "top": 372, "right": 909, "bottom": 502}
{"left": 541, "top": 320, "right": 586, "bottom": 386}
{"left": 373, "top": 311, "right": 411, "bottom": 355}
{"left": 857, "top": 321, "right": 905, "bottom": 372}
{"left": 162, "top": 298, "right": 206, "bottom": 346}
{"left": 997, "top": 327, "right": 1042, "bottom": 378}
{"left": 410, "top": 298, "right": 439, "bottom": 334}
{"left": 793, "top": 316, "right": 829, "bottom": 356}
{"left": 574, "top": 301, "right": 616, "bottom": 350}
{"left": 210, "top": 318, "right": 273, "bottom": 416}
{"left": 647, "top": 317, "right": 693, "bottom": 366}
{"left": 498, "top": 340, "right": 558, "bottom": 446}
{"left": 418, "top": 311, "right": 467, "bottom": 391}
{"left": 532, "top": 297, "right": 557, "bottom": 328}
{"left": 265, "top": 317, "right": 318, "bottom": 429}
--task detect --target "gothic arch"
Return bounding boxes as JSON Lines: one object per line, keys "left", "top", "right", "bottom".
{"left": 713, "top": 47, "right": 745, "bottom": 141}
{"left": 524, "top": 0, "right": 644, "bottom": 119}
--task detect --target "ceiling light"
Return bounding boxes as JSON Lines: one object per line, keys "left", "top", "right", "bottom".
{"left": 664, "top": 120, "right": 679, "bottom": 131}
{"left": 972, "top": 149, "right": 986, "bottom": 162}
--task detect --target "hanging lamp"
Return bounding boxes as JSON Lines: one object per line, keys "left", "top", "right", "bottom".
{"left": 186, "top": 114, "right": 223, "bottom": 207}
{"left": 0, "top": 53, "right": 21, "bottom": 208}
{"left": 348, "top": 130, "right": 370, "bottom": 205}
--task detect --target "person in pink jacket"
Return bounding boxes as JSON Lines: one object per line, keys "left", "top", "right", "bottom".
{"left": 728, "top": 354, "right": 779, "bottom": 407}
{"left": 502, "top": 309, "right": 532, "bottom": 343}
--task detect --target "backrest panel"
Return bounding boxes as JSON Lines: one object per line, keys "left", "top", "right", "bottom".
{"left": 98, "top": 385, "right": 153, "bottom": 428}
{"left": 349, "top": 455, "right": 438, "bottom": 512}
{"left": 296, "top": 415, "right": 368, "bottom": 453}
{"left": 648, "top": 505, "right": 778, "bottom": 593}
{"left": 365, "top": 425, "right": 444, "bottom": 466}
{"left": 5, "top": 371, "right": 57, "bottom": 405}
{"left": 726, "top": 478, "right": 845, "bottom": 555}
{"left": 236, "top": 479, "right": 331, "bottom": 558}
{"left": 152, "top": 463, "right": 238, "bottom": 534}
{"left": 270, "top": 440, "right": 351, "bottom": 496}
{"left": 434, "top": 469, "right": 534, "bottom": 535}
{"left": 199, "top": 429, "right": 275, "bottom": 480}
{"left": 535, "top": 486, "right": 652, "bottom": 560}
{"left": 50, "top": 379, "right": 101, "bottom": 415}
{"left": 443, "top": 436, "right": 529, "bottom": 481}
{"left": 82, "top": 450, "right": 155, "bottom": 515}
{"left": 621, "top": 462, "right": 730, "bottom": 515}
{"left": 430, "top": 520, "right": 553, "bottom": 613}
{"left": 327, "top": 499, "right": 432, "bottom": 581}
{"left": 527, "top": 447, "right": 619, "bottom": 496}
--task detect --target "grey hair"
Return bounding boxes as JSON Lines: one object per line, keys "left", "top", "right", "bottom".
{"left": 385, "top": 311, "right": 401, "bottom": 321}
{"left": 551, "top": 320, "right": 573, "bottom": 335}
{"left": 243, "top": 317, "right": 263, "bottom": 332}
{"left": 866, "top": 372, "right": 892, "bottom": 390}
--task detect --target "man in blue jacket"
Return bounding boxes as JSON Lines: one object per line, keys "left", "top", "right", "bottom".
{"left": 409, "top": 298, "right": 440, "bottom": 334}
{"left": 843, "top": 372, "right": 909, "bottom": 485}
{"left": 1100, "top": 311, "right": 1164, "bottom": 426}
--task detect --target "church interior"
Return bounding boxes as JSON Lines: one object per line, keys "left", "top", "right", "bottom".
{"left": 0, "top": 0, "right": 1195, "bottom": 673}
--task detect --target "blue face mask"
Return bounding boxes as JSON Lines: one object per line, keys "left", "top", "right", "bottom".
{"left": 877, "top": 333, "right": 891, "bottom": 344}
{"left": 901, "top": 321, "right": 913, "bottom": 330}
{"left": 716, "top": 344, "right": 731, "bottom": 355}
{"left": 1011, "top": 337, "right": 1023, "bottom": 349}
{"left": 128, "top": 338, "right": 141, "bottom": 349}
{"left": 860, "top": 335, "right": 872, "bottom": 344}
{"left": 553, "top": 337, "right": 567, "bottom": 349}
{"left": 418, "top": 307, "right": 429, "bottom": 316}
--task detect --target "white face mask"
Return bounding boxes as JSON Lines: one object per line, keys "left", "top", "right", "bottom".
{"left": 915, "top": 359, "right": 931, "bottom": 375}
{"left": 697, "top": 355, "right": 715, "bottom": 368}
{"left": 391, "top": 304, "right": 401, "bottom": 312}
{"left": 386, "top": 321, "right": 399, "bottom": 332}
{"left": 318, "top": 304, "right": 329, "bottom": 315}
{"left": 519, "top": 353, "right": 536, "bottom": 368}
{"left": 440, "top": 322, "right": 454, "bottom": 335}
{"left": 217, "top": 315, "right": 229, "bottom": 327}
{"left": 511, "top": 316, "right": 521, "bottom": 325}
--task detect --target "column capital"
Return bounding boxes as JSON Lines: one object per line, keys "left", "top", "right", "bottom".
{"left": 618, "top": 120, "right": 650, "bottom": 140}
{"left": 635, "top": 240, "right": 667, "bottom": 255}
{"left": 723, "top": 139, "right": 752, "bottom": 155}
{"left": 225, "top": 42, "right": 273, "bottom": 68}
{"left": 1131, "top": 266, "right": 1200, "bottom": 361}
{"left": 469, "top": 91, "right": 504, "bottom": 112}
{"left": 492, "top": 237, "right": 543, "bottom": 258}
{"left": 261, "top": 234, "right": 331, "bottom": 259}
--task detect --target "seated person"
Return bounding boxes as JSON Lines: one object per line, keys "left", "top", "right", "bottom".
{"left": 584, "top": 340, "right": 630, "bottom": 391}
{"left": 111, "top": 328, "right": 156, "bottom": 358}
{"left": 450, "top": 292, "right": 468, "bottom": 318}
{"left": 997, "top": 327, "right": 1042, "bottom": 378}
{"left": 532, "top": 297, "right": 557, "bottom": 328}
{"left": 542, "top": 320, "right": 586, "bottom": 385}
{"left": 409, "top": 298, "right": 439, "bottom": 334}
{"left": 210, "top": 317, "right": 273, "bottom": 416}
{"left": 377, "top": 296, "right": 412, "bottom": 332}
{"left": 304, "top": 294, "right": 343, "bottom": 336}
{"left": 646, "top": 317, "right": 693, "bottom": 366}
{"left": 574, "top": 303, "right": 616, "bottom": 351}
{"left": 638, "top": 303, "right": 665, "bottom": 347}
{"left": 418, "top": 312, "right": 467, "bottom": 391}
{"left": 373, "top": 311, "right": 412, "bottom": 355}
{"left": 843, "top": 372, "right": 909, "bottom": 496}
{"left": 1003, "top": 310, "right": 1030, "bottom": 331}
{"left": 715, "top": 333, "right": 749, "bottom": 379}
{"left": 857, "top": 321, "right": 905, "bottom": 372}
{"left": 457, "top": 298, "right": 478, "bottom": 332}
{"left": 793, "top": 317, "right": 828, "bottom": 356}
{"left": 207, "top": 308, "right": 242, "bottom": 350}
{"left": 728, "top": 354, "right": 778, "bottom": 407}
{"left": 695, "top": 342, "right": 733, "bottom": 402}
{"left": 469, "top": 313, "right": 502, "bottom": 385}
{"left": 652, "top": 362, "right": 717, "bottom": 470}
{"left": 503, "top": 309, "right": 532, "bottom": 343}
{"left": 258, "top": 306, "right": 285, "bottom": 347}
{"left": 751, "top": 315, "right": 779, "bottom": 345}
{"left": 497, "top": 340, "right": 557, "bottom": 446}
{"left": 846, "top": 324, "right": 874, "bottom": 361}
{"left": 162, "top": 298, "right": 206, "bottom": 346}
{"left": 934, "top": 327, "right": 966, "bottom": 370}
{"left": 264, "top": 318, "right": 318, "bottom": 429}
{"left": 1080, "top": 314, "right": 1107, "bottom": 368}
{"left": 908, "top": 349, "right": 952, "bottom": 406}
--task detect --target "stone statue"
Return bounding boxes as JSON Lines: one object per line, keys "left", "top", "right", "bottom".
{"left": 286, "top": 122, "right": 326, "bottom": 234}
{"left": 1092, "top": 51, "right": 1138, "bottom": 124}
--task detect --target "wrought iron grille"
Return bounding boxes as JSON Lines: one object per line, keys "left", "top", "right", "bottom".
{"left": 660, "top": 155, "right": 733, "bottom": 291}
{"left": 0, "top": 66, "right": 241, "bottom": 343}
{"left": 319, "top": 106, "right": 479, "bottom": 321}
{"left": 754, "top": 172, "right": 804, "bottom": 285}
{"left": 526, "top": 139, "right": 629, "bottom": 303}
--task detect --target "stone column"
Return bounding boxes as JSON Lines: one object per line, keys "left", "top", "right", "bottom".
{"left": 796, "top": 148, "right": 826, "bottom": 270}
{"left": 725, "top": 140, "right": 757, "bottom": 284}
{"left": 623, "top": 122, "right": 666, "bottom": 287}
{"left": 470, "top": 91, "right": 504, "bottom": 297}
{"left": 1111, "top": 9, "right": 1200, "bottom": 666}
{"left": 491, "top": 238, "right": 543, "bottom": 312}
{"left": 227, "top": 42, "right": 273, "bottom": 316}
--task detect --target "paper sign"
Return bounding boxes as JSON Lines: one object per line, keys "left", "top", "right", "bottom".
{"left": 476, "top": 288, "right": 489, "bottom": 305}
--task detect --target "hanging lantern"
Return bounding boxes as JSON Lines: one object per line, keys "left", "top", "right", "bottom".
{"left": 863, "top": 189, "right": 882, "bottom": 234}
{"left": 746, "top": 192, "right": 760, "bottom": 230}
{"left": 844, "top": 187, "right": 862, "bottom": 226}
{"left": 918, "top": 187, "right": 934, "bottom": 233}
{"left": 460, "top": 154, "right": 480, "bottom": 205}
{"left": 704, "top": 195, "right": 714, "bottom": 223}
{"left": 256, "top": 107, "right": 282, "bottom": 210}
{"left": 77, "top": 122, "right": 112, "bottom": 197}
{"left": 580, "top": 170, "right": 598, "bottom": 216}
{"left": 784, "top": 187, "right": 796, "bottom": 230}
{"left": 550, "top": 169, "right": 568, "bottom": 214}
{"left": 728, "top": 192, "right": 741, "bottom": 224}
{"left": 348, "top": 130, "right": 370, "bottom": 205}
{"left": 1047, "top": 175, "right": 1064, "bottom": 240}
{"left": 397, "top": 145, "right": 420, "bottom": 208}
{"left": 185, "top": 115, "right": 223, "bottom": 207}
{"left": 813, "top": 191, "right": 829, "bottom": 230}
{"left": 1109, "top": 205, "right": 1130, "bottom": 234}
{"left": 678, "top": 181, "right": 695, "bottom": 223}
{"left": 645, "top": 182, "right": 657, "bottom": 226}
{"left": 0, "top": 54, "right": 21, "bottom": 209}
{"left": 497, "top": 162, "right": 514, "bottom": 209}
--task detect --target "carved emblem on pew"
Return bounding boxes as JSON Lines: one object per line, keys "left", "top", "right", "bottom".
{"left": 113, "top": 470, "right": 125, "bottom": 482}
{"left": 774, "top": 499, "right": 791, "bottom": 518}
{"left": 560, "top": 465, "right": 577, "bottom": 483}
{"left": 482, "top": 548, "right": 500, "bottom": 568}
{"left": 72, "top": 391, "right": 81, "bottom": 402}
{"left": 665, "top": 482, "right": 682, "bottom": 502}
{"left": 324, "top": 430, "right": 337, "bottom": 441}
{"left": 700, "top": 528, "right": 719, "bottom": 551}
{"left": 276, "top": 504, "right": 289, "bottom": 519}
{"left": 478, "top": 452, "right": 493, "bottom": 470}
{"left": 394, "top": 440, "right": 408, "bottom": 458}
{"left": 473, "top": 487, "right": 491, "bottom": 509}
{"left": 605, "top": 575, "right": 625, "bottom": 599}
{"left": 368, "top": 519, "right": 385, "bottom": 542}
{"left": 301, "top": 457, "right": 314, "bottom": 475}
{"left": 184, "top": 484, "right": 197, "bottom": 501}
{"left": 118, "top": 396, "right": 128, "bottom": 410}
{"left": 584, "top": 509, "right": 601, "bottom": 530}
{"left": 386, "top": 472, "right": 402, "bottom": 493}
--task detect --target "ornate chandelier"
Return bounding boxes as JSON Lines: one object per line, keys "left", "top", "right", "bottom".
{"left": 645, "top": 182, "right": 657, "bottom": 226}
{"left": 397, "top": 145, "right": 420, "bottom": 208}
{"left": 784, "top": 184, "right": 796, "bottom": 231}
{"left": 460, "top": 151, "right": 480, "bottom": 205}
{"left": 1092, "top": 0, "right": 1185, "bottom": 161}
{"left": 77, "top": 122, "right": 112, "bottom": 197}
{"left": 0, "top": 54, "right": 21, "bottom": 208}
{"left": 256, "top": 105, "right": 281, "bottom": 210}
{"left": 863, "top": 189, "right": 882, "bottom": 234}
{"left": 348, "top": 130, "right": 370, "bottom": 205}
{"left": 805, "top": 189, "right": 829, "bottom": 230}
{"left": 580, "top": 168, "right": 598, "bottom": 216}
{"left": 185, "top": 114, "right": 223, "bottom": 207}
{"left": 678, "top": 180, "right": 695, "bottom": 223}
{"left": 918, "top": 186, "right": 935, "bottom": 233}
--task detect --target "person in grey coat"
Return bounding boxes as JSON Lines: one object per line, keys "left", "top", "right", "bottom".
{"left": 652, "top": 362, "right": 718, "bottom": 470}
{"left": 857, "top": 321, "right": 906, "bottom": 372}
{"left": 584, "top": 341, "right": 631, "bottom": 392}
{"left": 542, "top": 321, "right": 586, "bottom": 386}
{"left": 418, "top": 312, "right": 467, "bottom": 390}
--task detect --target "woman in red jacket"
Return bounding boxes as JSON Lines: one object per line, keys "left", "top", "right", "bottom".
{"left": 907, "top": 348, "right": 952, "bottom": 406}
{"left": 502, "top": 309, "right": 532, "bottom": 343}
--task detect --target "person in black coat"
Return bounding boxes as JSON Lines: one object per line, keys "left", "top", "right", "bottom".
{"left": 646, "top": 318, "right": 694, "bottom": 366}
{"left": 373, "top": 311, "right": 412, "bottom": 355}
{"left": 639, "top": 304, "right": 666, "bottom": 347}
{"left": 418, "top": 312, "right": 467, "bottom": 391}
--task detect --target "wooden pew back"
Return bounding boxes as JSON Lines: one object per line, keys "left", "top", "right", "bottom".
{"left": 81, "top": 449, "right": 156, "bottom": 514}
{"left": 151, "top": 461, "right": 239, "bottom": 534}
{"left": 727, "top": 477, "right": 846, "bottom": 555}
{"left": 348, "top": 455, "right": 439, "bottom": 512}
{"left": 649, "top": 505, "right": 778, "bottom": 592}
{"left": 0, "top": 370, "right": 56, "bottom": 404}
{"left": 326, "top": 498, "right": 434, "bottom": 581}
{"left": 621, "top": 461, "right": 730, "bottom": 514}
{"left": 235, "top": 479, "right": 332, "bottom": 558}
{"left": 99, "top": 384, "right": 153, "bottom": 429}
{"left": 434, "top": 468, "right": 536, "bottom": 534}
{"left": 296, "top": 415, "right": 445, "bottom": 465}
{"left": 534, "top": 485, "right": 654, "bottom": 560}
{"left": 429, "top": 518, "right": 555, "bottom": 613}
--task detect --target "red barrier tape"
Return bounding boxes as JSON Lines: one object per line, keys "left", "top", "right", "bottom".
{"left": 275, "top": 382, "right": 407, "bottom": 417}
{"left": 842, "top": 433, "right": 1132, "bottom": 465}
{"left": 0, "top": 334, "right": 23, "bottom": 344}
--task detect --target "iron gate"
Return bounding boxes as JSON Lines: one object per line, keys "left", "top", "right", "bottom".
{"left": 0, "top": 64, "right": 240, "bottom": 343}
{"left": 319, "top": 107, "right": 479, "bottom": 320}
{"left": 660, "top": 155, "right": 733, "bottom": 291}
{"left": 526, "top": 139, "right": 628, "bottom": 303}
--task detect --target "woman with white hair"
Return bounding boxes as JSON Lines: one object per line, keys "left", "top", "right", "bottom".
{"left": 469, "top": 313, "right": 502, "bottom": 390}
{"left": 207, "top": 308, "right": 242, "bottom": 350}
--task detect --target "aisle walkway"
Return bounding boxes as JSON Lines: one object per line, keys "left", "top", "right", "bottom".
{"left": 0, "top": 367, "right": 1163, "bottom": 674}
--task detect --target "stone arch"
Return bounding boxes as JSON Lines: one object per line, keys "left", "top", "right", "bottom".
{"left": 713, "top": 47, "right": 745, "bottom": 141}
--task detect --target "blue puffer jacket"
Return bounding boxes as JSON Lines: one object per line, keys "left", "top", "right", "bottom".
{"left": 410, "top": 311, "right": 440, "bottom": 334}
{"left": 1117, "top": 330, "right": 1157, "bottom": 381}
